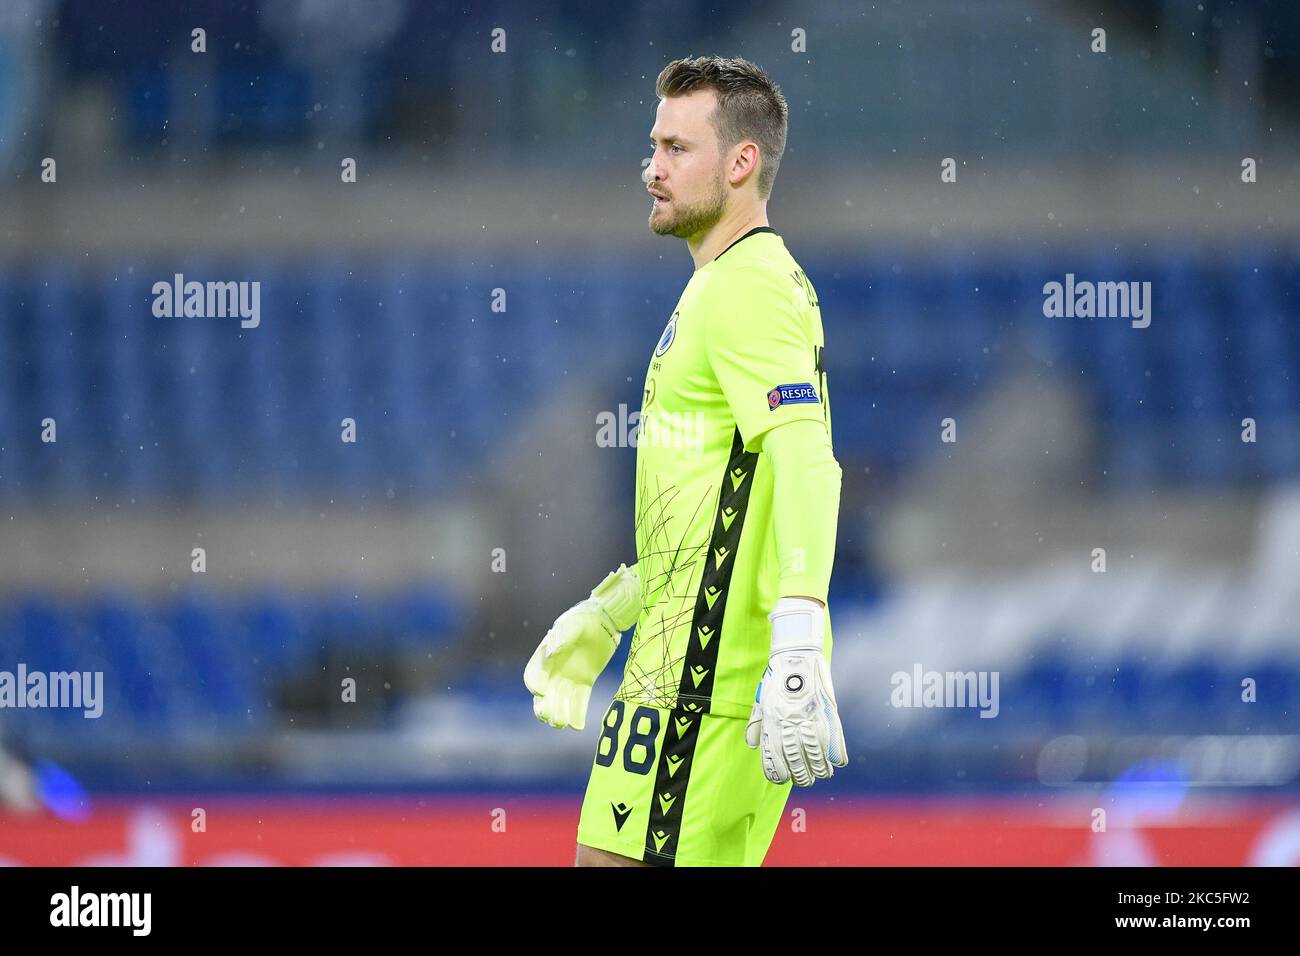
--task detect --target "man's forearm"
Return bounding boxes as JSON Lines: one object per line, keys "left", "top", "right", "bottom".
{"left": 762, "top": 419, "right": 842, "bottom": 604}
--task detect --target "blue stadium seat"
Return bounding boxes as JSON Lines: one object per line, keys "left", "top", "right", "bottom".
{"left": 1007, "top": 652, "right": 1073, "bottom": 728}
{"left": 382, "top": 585, "right": 463, "bottom": 651}
{"left": 16, "top": 597, "right": 78, "bottom": 674}
{"left": 241, "top": 594, "right": 310, "bottom": 679}
{"left": 1108, "top": 654, "right": 1157, "bottom": 726}
{"left": 1148, "top": 657, "right": 1225, "bottom": 729}
{"left": 309, "top": 591, "right": 380, "bottom": 655}
{"left": 167, "top": 597, "right": 255, "bottom": 722}
{"left": 89, "top": 597, "right": 171, "bottom": 726}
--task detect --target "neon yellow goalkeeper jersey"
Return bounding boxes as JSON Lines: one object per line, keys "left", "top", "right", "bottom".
{"left": 617, "top": 226, "right": 832, "bottom": 720}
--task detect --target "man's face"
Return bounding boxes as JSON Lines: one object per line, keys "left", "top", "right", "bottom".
{"left": 645, "top": 90, "right": 729, "bottom": 239}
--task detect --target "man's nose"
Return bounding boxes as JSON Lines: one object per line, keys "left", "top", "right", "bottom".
{"left": 642, "top": 154, "right": 663, "bottom": 185}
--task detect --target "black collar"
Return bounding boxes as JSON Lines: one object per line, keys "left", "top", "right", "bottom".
{"left": 713, "top": 225, "right": 777, "bottom": 262}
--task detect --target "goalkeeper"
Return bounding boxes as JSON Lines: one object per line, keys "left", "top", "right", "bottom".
{"left": 525, "top": 55, "right": 845, "bottom": 867}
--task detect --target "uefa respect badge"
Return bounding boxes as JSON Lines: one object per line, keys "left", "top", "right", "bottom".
{"left": 767, "top": 382, "right": 819, "bottom": 410}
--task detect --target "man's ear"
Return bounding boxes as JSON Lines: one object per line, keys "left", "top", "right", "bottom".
{"left": 729, "top": 141, "right": 761, "bottom": 189}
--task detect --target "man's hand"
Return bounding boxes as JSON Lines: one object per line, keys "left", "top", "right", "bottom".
{"left": 745, "top": 597, "right": 848, "bottom": 786}
{"left": 524, "top": 564, "right": 640, "bottom": 731}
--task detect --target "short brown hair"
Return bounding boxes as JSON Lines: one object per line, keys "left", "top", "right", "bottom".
{"left": 655, "top": 55, "right": 789, "bottom": 200}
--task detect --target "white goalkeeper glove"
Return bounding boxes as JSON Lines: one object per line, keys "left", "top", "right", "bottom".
{"left": 524, "top": 563, "right": 641, "bottom": 731}
{"left": 745, "top": 597, "right": 848, "bottom": 786}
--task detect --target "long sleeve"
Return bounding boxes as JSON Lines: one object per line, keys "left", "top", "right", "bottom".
{"left": 759, "top": 418, "right": 841, "bottom": 603}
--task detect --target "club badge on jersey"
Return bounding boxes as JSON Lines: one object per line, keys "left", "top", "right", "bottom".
{"left": 655, "top": 311, "right": 679, "bottom": 356}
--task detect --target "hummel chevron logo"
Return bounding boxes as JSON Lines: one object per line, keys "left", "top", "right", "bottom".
{"left": 720, "top": 506, "right": 738, "bottom": 531}
{"left": 611, "top": 802, "right": 633, "bottom": 832}
{"left": 653, "top": 830, "right": 670, "bottom": 853}
{"left": 696, "top": 625, "right": 714, "bottom": 649}
{"left": 658, "top": 792, "right": 677, "bottom": 815}
{"left": 730, "top": 468, "right": 748, "bottom": 491}
{"left": 674, "top": 715, "right": 693, "bottom": 737}
{"left": 704, "top": 585, "right": 721, "bottom": 609}
{"left": 666, "top": 754, "right": 685, "bottom": 776}
{"left": 714, "top": 545, "right": 730, "bottom": 571}
{"left": 690, "top": 664, "right": 709, "bottom": 688}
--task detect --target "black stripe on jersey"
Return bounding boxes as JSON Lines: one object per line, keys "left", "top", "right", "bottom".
{"left": 712, "top": 225, "right": 776, "bottom": 262}
{"left": 814, "top": 344, "right": 828, "bottom": 424}
{"left": 641, "top": 427, "right": 760, "bottom": 866}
